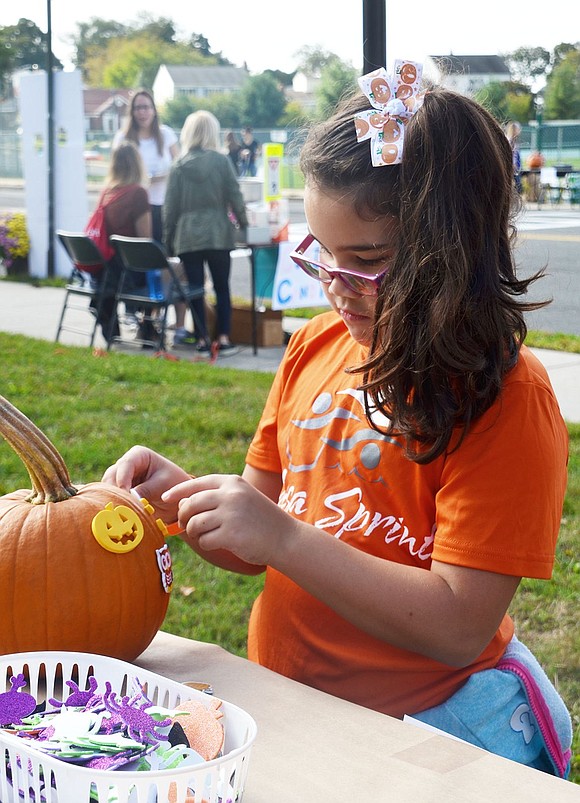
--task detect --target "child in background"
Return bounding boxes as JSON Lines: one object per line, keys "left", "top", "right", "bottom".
{"left": 103, "top": 62, "right": 571, "bottom": 776}
{"left": 90, "top": 141, "right": 151, "bottom": 342}
{"left": 505, "top": 120, "right": 523, "bottom": 194}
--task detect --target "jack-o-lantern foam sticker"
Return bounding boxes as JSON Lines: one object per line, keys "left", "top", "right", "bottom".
{"left": 354, "top": 59, "right": 424, "bottom": 167}
{"left": 91, "top": 502, "right": 145, "bottom": 554}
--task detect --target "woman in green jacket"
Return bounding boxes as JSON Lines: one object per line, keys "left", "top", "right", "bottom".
{"left": 163, "top": 111, "right": 248, "bottom": 352}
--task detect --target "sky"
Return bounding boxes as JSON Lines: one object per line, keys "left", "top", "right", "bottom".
{"left": 4, "top": 1, "right": 579, "bottom": 76}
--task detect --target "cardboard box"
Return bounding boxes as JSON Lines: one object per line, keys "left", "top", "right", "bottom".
{"left": 230, "top": 306, "right": 284, "bottom": 347}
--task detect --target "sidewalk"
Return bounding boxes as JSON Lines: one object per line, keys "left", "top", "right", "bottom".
{"left": 0, "top": 278, "right": 288, "bottom": 372}
{"left": 1, "top": 278, "right": 579, "bottom": 422}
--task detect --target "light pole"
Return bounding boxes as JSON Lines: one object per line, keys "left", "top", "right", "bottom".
{"left": 46, "top": 0, "right": 55, "bottom": 277}
{"left": 362, "top": 0, "right": 386, "bottom": 74}
{"left": 534, "top": 94, "right": 544, "bottom": 155}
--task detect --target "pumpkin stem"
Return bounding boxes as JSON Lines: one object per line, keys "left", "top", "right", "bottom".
{"left": 0, "top": 395, "right": 78, "bottom": 504}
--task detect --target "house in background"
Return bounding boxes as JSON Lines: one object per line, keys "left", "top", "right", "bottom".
{"left": 291, "top": 72, "right": 320, "bottom": 95}
{"left": 83, "top": 88, "right": 133, "bottom": 136}
{"left": 152, "top": 65, "right": 249, "bottom": 106}
{"left": 286, "top": 71, "right": 320, "bottom": 113}
{"left": 424, "top": 55, "right": 511, "bottom": 95}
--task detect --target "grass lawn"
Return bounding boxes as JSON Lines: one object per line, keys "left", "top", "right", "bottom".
{"left": 0, "top": 330, "right": 578, "bottom": 783}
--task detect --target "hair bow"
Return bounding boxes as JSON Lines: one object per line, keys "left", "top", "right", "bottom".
{"left": 354, "top": 59, "right": 424, "bottom": 166}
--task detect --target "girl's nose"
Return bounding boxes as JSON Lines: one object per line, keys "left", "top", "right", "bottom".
{"left": 328, "top": 274, "right": 360, "bottom": 297}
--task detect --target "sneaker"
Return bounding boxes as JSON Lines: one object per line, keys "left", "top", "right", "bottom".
{"left": 217, "top": 342, "right": 239, "bottom": 355}
{"left": 195, "top": 340, "right": 211, "bottom": 354}
{"left": 173, "top": 329, "right": 197, "bottom": 347}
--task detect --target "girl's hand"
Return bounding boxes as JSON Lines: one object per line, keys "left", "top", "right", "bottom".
{"left": 101, "top": 446, "right": 192, "bottom": 524}
{"left": 162, "top": 474, "right": 291, "bottom": 567}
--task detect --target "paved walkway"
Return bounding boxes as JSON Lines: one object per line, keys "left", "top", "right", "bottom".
{"left": 1, "top": 278, "right": 579, "bottom": 422}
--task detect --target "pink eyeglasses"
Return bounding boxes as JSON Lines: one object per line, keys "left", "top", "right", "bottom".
{"left": 289, "top": 234, "right": 390, "bottom": 296}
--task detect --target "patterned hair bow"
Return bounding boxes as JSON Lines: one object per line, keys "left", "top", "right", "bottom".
{"left": 354, "top": 59, "right": 424, "bottom": 166}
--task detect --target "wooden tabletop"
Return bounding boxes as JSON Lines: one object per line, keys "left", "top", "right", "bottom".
{"left": 136, "top": 631, "right": 578, "bottom": 802}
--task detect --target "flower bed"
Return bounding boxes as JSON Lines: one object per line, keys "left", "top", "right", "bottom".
{"left": 0, "top": 212, "right": 30, "bottom": 274}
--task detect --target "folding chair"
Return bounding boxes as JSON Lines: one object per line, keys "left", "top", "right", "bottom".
{"left": 566, "top": 172, "right": 580, "bottom": 205}
{"left": 55, "top": 230, "right": 110, "bottom": 347}
{"left": 538, "top": 167, "right": 561, "bottom": 205}
{"left": 108, "top": 236, "right": 205, "bottom": 351}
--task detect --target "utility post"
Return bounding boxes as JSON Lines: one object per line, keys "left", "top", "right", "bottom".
{"left": 362, "top": 0, "right": 386, "bottom": 74}
{"left": 46, "top": 0, "right": 55, "bottom": 277}
{"left": 535, "top": 95, "right": 544, "bottom": 155}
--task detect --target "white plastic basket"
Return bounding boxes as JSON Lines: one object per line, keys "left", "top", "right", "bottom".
{"left": 0, "top": 651, "right": 257, "bottom": 803}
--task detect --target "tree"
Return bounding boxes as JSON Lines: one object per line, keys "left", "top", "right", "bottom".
{"left": 264, "top": 69, "right": 295, "bottom": 88}
{"left": 0, "top": 18, "right": 63, "bottom": 96}
{"left": 133, "top": 14, "right": 177, "bottom": 45}
{"left": 474, "top": 80, "right": 533, "bottom": 125}
{"left": 505, "top": 46, "right": 550, "bottom": 88}
{"left": 552, "top": 42, "right": 578, "bottom": 70}
{"left": 82, "top": 32, "right": 214, "bottom": 89}
{"left": 70, "top": 18, "right": 128, "bottom": 71}
{"left": 315, "top": 60, "right": 358, "bottom": 120}
{"left": 162, "top": 92, "right": 243, "bottom": 132}
{"left": 543, "top": 49, "right": 580, "bottom": 120}
{"left": 239, "top": 73, "right": 286, "bottom": 127}
{"left": 505, "top": 91, "right": 534, "bottom": 125}
{"left": 162, "top": 94, "right": 199, "bottom": 131}
{"left": 294, "top": 46, "right": 339, "bottom": 77}
{"left": 278, "top": 99, "right": 312, "bottom": 128}
{"left": 208, "top": 93, "right": 243, "bottom": 129}
{"left": 189, "top": 33, "right": 212, "bottom": 59}
{"left": 69, "top": 16, "right": 222, "bottom": 85}
{"left": 99, "top": 36, "right": 167, "bottom": 89}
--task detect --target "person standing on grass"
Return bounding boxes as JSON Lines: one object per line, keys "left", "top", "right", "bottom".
{"left": 162, "top": 110, "right": 248, "bottom": 354}
{"left": 103, "top": 61, "right": 571, "bottom": 777}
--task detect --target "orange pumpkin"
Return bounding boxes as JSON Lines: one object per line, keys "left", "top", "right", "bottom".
{"left": 527, "top": 151, "right": 545, "bottom": 169}
{"left": 0, "top": 394, "right": 172, "bottom": 661}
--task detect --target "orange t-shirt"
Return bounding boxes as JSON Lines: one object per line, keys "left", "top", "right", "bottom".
{"left": 245, "top": 312, "right": 568, "bottom": 717}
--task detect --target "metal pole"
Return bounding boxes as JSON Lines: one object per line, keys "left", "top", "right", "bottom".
{"left": 46, "top": 0, "right": 55, "bottom": 277}
{"left": 536, "top": 110, "right": 543, "bottom": 155}
{"left": 362, "top": 0, "right": 386, "bottom": 74}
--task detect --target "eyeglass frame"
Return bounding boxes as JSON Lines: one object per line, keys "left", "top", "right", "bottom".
{"left": 289, "top": 234, "right": 391, "bottom": 296}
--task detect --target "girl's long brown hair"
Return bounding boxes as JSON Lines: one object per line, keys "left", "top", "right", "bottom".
{"left": 123, "top": 89, "right": 164, "bottom": 156}
{"left": 300, "top": 88, "right": 548, "bottom": 464}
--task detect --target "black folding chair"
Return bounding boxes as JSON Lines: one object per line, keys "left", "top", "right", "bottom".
{"left": 108, "top": 236, "right": 205, "bottom": 351}
{"left": 55, "top": 230, "right": 110, "bottom": 347}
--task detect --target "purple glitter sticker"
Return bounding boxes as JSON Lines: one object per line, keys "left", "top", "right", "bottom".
{"left": 103, "top": 683, "right": 172, "bottom": 746}
{"left": 0, "top": 674, "right": 37, "bottom": 726}
{"left": 49, "top": 676, "right": 100, "bottom": 709}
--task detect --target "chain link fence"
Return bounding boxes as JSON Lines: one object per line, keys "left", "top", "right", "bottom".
{"left": 1, "top": 114, "right": 578, "bottom": 184}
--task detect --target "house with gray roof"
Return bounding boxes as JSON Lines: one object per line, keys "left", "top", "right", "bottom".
{"left": 424, "top": 55, "right": 511, "bottom": 95}
{"left": 152, "top": 65, "right": 250, "bottom": 106}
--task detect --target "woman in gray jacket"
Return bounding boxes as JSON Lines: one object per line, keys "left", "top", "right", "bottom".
{"left": 163, "top": 111, "right": 248, "bottom": 352}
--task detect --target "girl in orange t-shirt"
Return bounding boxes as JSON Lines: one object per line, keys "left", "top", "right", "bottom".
{"left": 103, "top": 61, "right": 571, "bottom": 776}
